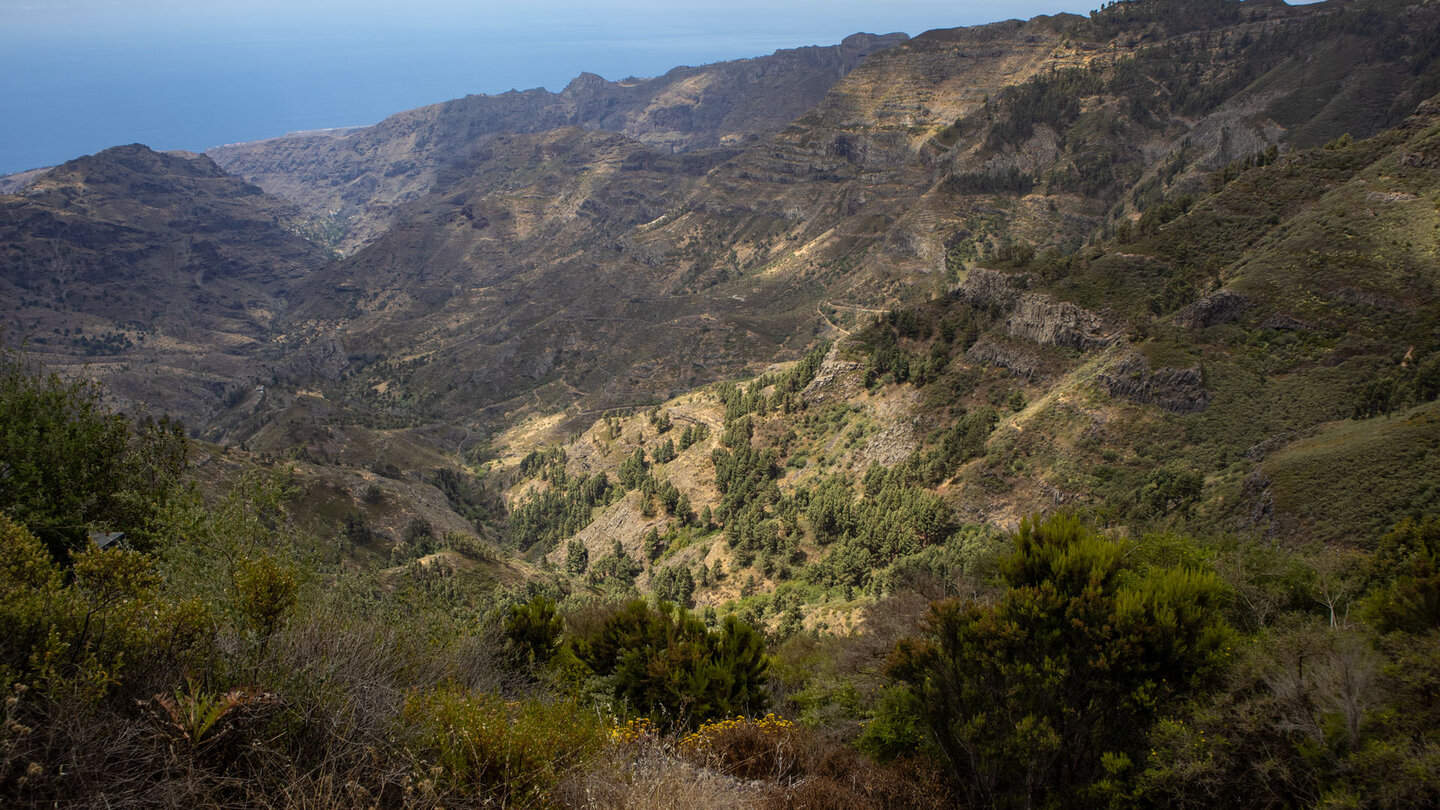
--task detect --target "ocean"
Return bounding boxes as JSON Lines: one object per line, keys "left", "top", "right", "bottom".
{"left": 0, "top": 27, "right": 822, "bottom": 175}
{"left": 0, "top": 1, "right": 1104, "bottom": 176}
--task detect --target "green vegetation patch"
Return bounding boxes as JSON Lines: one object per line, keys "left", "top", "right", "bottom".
{"left": 1264, "top": 401, "right": 1440, "bottom": 546}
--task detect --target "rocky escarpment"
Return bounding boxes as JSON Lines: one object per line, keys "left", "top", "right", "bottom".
{"left": 958, "top": 266, "right": 1113, "bottom": 352}
{"left": 1004, "top": 295, "right": 1113, "bottom": 350}
{"left": 957, "top": 266, "right": 1027, "bottom": 310}
{"left": 1173, "top": 290, "right": 1248, "bottom": 328}
{"left": 802, "top": 346, "right": 865, "bottom": 406}
{"left": 1101, "top": 351, "right": 1211, "bottom": 414}
{"left": 964, "top": 333, "right": 1053, "bottom": 380}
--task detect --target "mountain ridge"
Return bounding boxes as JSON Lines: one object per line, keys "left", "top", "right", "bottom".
{"left": 207, "top": 32, "right": 908, "bottom": 253}
{"left": 3, "top": 0, "right": 1438, "bottom": 522}
{"left": 225, "top": 0, "right": 1440, "bottom": 447}
{"left": 0, "top": 143, "right": 332, "bottom": 418}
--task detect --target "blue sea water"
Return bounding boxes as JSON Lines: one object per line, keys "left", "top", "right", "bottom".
{"left": 0, "top": 29, "right": 785, "bottom": 174}
{"left": 0, "top": 2, "right": 1099, "bottom": 176}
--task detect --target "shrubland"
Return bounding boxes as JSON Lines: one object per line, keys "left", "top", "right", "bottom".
{"left": 5, "top": 2, "right": 1440, "bottom": 805}
{"left": 3, "top": 299, "right": 1439, "bottom": 807}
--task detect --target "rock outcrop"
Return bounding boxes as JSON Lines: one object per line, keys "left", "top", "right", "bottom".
{"left": 965, "top": 334, "right": 1050, "bottom": 380}
{"left": 957, "top": 266, "right": 1027, "bottom": 310}
{"left": 1101, "top": 352, "right": 1211, "bottom": 414}
{"left": 801, "top": 343, "right": 865, "bottom": 406}
{"left": 1173, "top": 290, "right": 1248, "bottom": 328}
{"left": 1004, "top": 294, "right": 1112, "bottom": 350}
{"left": 959, "top": 266, "right": 1112, "bottom": 350}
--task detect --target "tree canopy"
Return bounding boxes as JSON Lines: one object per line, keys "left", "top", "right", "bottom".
{"left": 0, "top": 345, "right": 187, "bottom": 560}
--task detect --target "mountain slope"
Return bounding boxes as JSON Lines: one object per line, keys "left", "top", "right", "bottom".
{"left": 0, "top": 144, "right": 331, "bottom": 420}
{"left": 8, "top": 0, "right": 1440, "bottom": 490}
{"left": 221, "top": 0, "right": 1440, "bottom": 451}
{"left": 873, "top": 93, "right": 1440, "bottom": 544}
{"left": 207, "top": 33, "right": 907, "bottom": 252}
{"left": 475, "top": 92, "right": 1440, "bottom": 634}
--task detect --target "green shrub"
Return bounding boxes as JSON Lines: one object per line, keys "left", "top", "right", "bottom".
{"left": 573, "top": 600, "right": 767, "bottom": 727}
{"left": 0, "top": 515, "right": 213, "bottom": 702}
{"left": 856, "top": 686, "right": 928, "bottom": 763}
{"left": 1369, "top": 557, "right": 1440, "bottom": 634}
{"left": 231, "top": 553, "right": 298, "bottom": 647}
{"left": 504, "top": 595, "right": 564, "bottom": 665}
{"left": 1137, "top": 624, "right": 1440, "bottom": 809}
{"left": 402, "top": 687, "right": 607, "bottom": 805}
{"left": 0, "top": 345, "right": 187, "bottom": 560}
{"left": 888, "top": 514, "right": 1232, "bottom": 807}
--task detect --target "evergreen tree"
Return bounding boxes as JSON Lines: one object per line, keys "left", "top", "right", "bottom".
{"left": 889, "top": 514, "right": 1231, "bottom": 807}
{"left": 573, "top": 600, "right": 767, "bottom": 727}
{"left": 565, "top": 538, "right": 589, "bottom": 575}
{"left": 651, "top": 564, "right": 696, "bottom": 607}
{"left": 643, "top": 526, "right": 665, "bottom": 562}
{"left": 0, "top": 344, "right": 188, "bottom": 560}
{"left": 617, "top": 447, "right": 648, "bottom": 490}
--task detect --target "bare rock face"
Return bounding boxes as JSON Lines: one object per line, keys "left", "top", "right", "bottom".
{"left": 957, "top": 266, "right": 1027, "bottom": 310}
{"left": 1005, "top": 294, "right": 1112, "bottom": 350}
{"left": 0, "top": 166, "right": 48, "bottom": 195}
{"left": 1173, "top": 290, "right": 1248, "bottom": 328}
{"left": 1102, "top": 352, "right": 1211, "bottom": 414}
{"left": 1239, "top": 469, "right": 1277, "bottom": 538}
{"left": 964, "top": 333, "right": 1049, "bottom": 380}
{"left": 802, "top": 345, "right": 864, "bottom": 406}
{"left": 959, "top": 267, "right": 1111, "bottom": 350}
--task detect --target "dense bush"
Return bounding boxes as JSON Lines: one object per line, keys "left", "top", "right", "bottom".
{"left": 572, "top": 600, "right": 767, "bottom": 728}
{"left": 1136, "top": 624, "right": 1440, "bottom": 808}
{"left": 0, "top": 346, "right": 187, "bottom": 559}
{"left": 403, "top": 687, "right": 608, "bottom": 805}
{"left": 889, "top": 514, "right": 1232, "bottom": 807}
{"left": 504, "top": 594, "right": 564, "bottom": 665}
{"left": 1368, "top": 514, "right": 1440, "bottom": 634}
{"left": 0, "top": 515, "right": 212, "bottom": 703}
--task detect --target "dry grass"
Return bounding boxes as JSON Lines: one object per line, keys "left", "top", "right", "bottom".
{"left": 673, "top": 715, "right": 956, "bottom": 810}
{"left": 559, "top": 746, "right": 760, "bottom": 810}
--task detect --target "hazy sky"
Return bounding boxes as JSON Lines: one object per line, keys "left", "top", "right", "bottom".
{"left": 5, "top": 1, "right": 1094, "bottom": 38}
